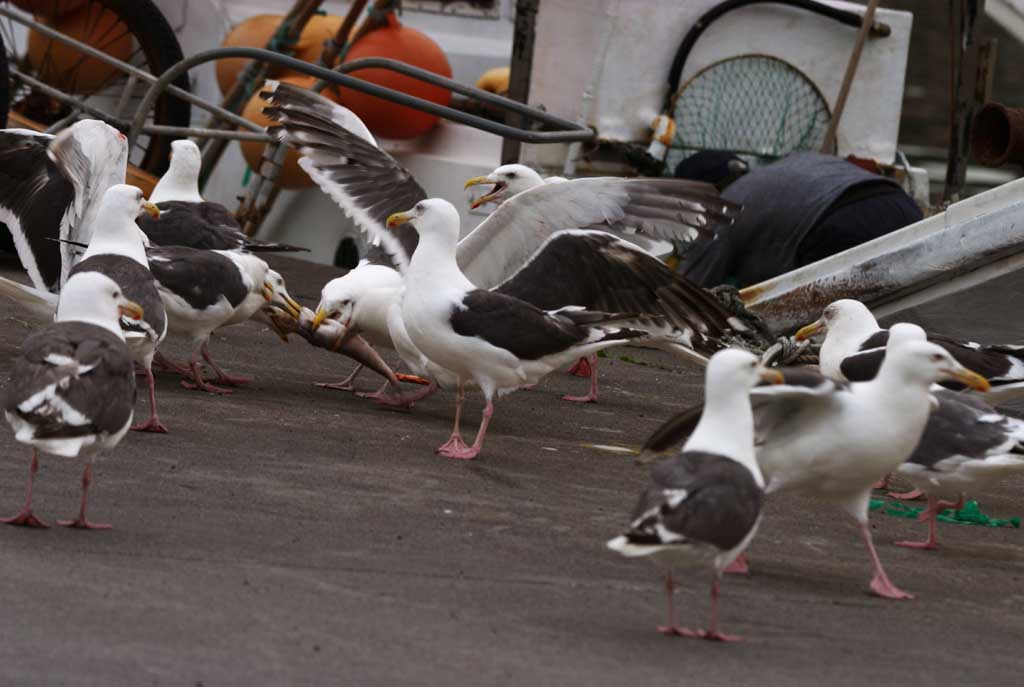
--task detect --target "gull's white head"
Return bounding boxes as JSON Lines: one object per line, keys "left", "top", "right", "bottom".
{"left": 56, "top": 270, "right": 143, "bottom": 339}
{"left": 83, "top": 184, "right": 158, "bottom": 267}
{"left": 796, "top": 299, "right": 879, "bottom": 343}
{"left": 464, "top": 163, "right": 544, "bottom": 209}
{"left": 386, "top": 198, "right": 461, "bottom": 245}
{"left": 883, "top": 338, "right": 989, "bottom": 392}
{"left": 705, "top": 348, "right": 783, "bottom": 397}
{"left": 149, "top": 139, "right": 203, "bottom": 204}
{"left": 887, "top": 322, "right": 927, "bottom": 346}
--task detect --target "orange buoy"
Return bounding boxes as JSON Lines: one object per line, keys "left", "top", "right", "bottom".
{"left": 26, "top": 3, "right": 132, "bottom": 94}
{"left": 239, "top": 75, "right": 344, "bottom": 188}
{"left": 11, "top": 0, "right": 86, "bottom": 19}
{"left": 216, "top": 14, "right": 349, "bottom": 95}
{"left": 475, "top": 66, "right": 510, "bottom": 96}
{"left": 339, "top": 13, "right": 451, "bottom": 140}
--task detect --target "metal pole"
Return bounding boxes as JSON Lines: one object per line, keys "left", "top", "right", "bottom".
{"left": 943, "top": 0, "right": 985, "bottom": 202}
{"left": 501, "top": 0, "right": 539, "bottom": 165}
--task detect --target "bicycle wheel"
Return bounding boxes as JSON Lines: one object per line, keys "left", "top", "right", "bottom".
{"left": 0, "top": 0, "right": 191, "bottom": 174}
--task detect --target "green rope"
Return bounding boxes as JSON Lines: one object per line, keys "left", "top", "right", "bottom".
{"left": 869, "top": 498, "right": 1020, "bottom": 528}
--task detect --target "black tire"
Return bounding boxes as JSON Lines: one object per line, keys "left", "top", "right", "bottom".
{"left": 3, "top": 0, "right": 191, "bottom": 174}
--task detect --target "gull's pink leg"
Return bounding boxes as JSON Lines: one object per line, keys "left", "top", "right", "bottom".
{"left": 315, "top": 364, "right": 363, "bottom": 392}
{"left": 364, "top": 380, "right": 440, "bottom": 409}
{"left": 131, "top": 366, "right": 169, "bottom": 433}
{"left": 563, "top": 354, "right": 599, "bottom": 403}
{"left": 871, "top": 474, "right": 892, "bottom": 490}
{"left": 436, "top": 382, "right": 470, "bottom": 456}
{"left": 858, "top": 522, "right": 913, "bottom": 599}
{"left": 58, "top": 464, "right": 111, "bottom": 530}
{"left": 152, "top": 351, "right": 192, "bottom": 377}
{"left": 657, "top": 573, "right": 699, "bottom": 637}
{"left": 200, "top": 341, "right": 253, "bottom": 386}
{"left": 567, "top": 356, "right": 592, "bottom": 378}
{"left": 723, "top": 553, "right": 750, "bottom": 575}
{"left": 895, "top": 494, "right": 963, "bottom": 550}
{"left": 888, "top": 488, "right": 924, "bottom": 501}
{"left": 697, "top": 578, "right": 743, "bottom": 642}
{"left": 1, "top": 450, "right": 48, "bottom": 528}
{"left": 180, "top": 348, "right": 233, "bottom": 395}
{"left": 440, "top": 395, "right": 494, "bottom": 460}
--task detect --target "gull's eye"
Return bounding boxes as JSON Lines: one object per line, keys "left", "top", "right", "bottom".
{"left": 506, "top": 171, "right": 517, "bottom": 179}
{"left": 112, "top": 291, "right": 120, "bottom": 299}
{"left": 415, "top": 203, "right": 424, "bottom": 211}
{"left": 931, "top": 353, "right": 944, "bottom": 362}
{"left": 749, "top": 361, "right": 757, "bottom": 368}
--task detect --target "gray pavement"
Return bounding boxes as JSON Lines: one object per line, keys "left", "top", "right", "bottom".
{"left": 0, "top": 254, "right": 1022, "bottom": 686}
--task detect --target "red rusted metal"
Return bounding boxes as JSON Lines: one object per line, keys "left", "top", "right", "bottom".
{"left": 972, "top": 102, "right": 1024, "bottom": 167}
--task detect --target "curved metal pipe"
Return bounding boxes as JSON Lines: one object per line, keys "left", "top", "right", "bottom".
{"left": 130, "top": 48, "right": 595, "bottom": 147}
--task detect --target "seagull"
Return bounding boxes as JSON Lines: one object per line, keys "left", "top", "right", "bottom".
{"left": 796, "top": 299, "right": 1024, "bottom": 403}
{"left": 388, "top": 198, "right": 655, "bottom": 460}
{"left": 261, "top": 81, "right": 755, "bottom": 403}
{"left": 0, "top": 120, "right": 127, "bottom": 290}
{"left": 67, "top": 185, "right": 169, "bottom": 433}
{"left": 608, "top": 349, "right": 777, "bottom": 642}
{"left": 643, "top": 332, "right": 991, "bottom": 599}
{"left": 139, "top": 139, "right": 306, "bottom": 253}
{"left": 147, "top": 246, "right": 301, "bottom": 394}
{"left": 860, "top": 324, "right": 1024, "bottom": 550}
{"left": 1, "top": 270, "right": 141, "bottom": 529}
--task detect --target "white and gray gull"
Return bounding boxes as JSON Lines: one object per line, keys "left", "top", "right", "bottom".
{"left": 1, "top": 270, "right": 140, "bottom": 530}
{"left": 138, "top": 139, "right": 306, "bottom": 253}
{"left": 608, "top": 349, "right": 779, "bottom": 642}
{"left": 388, "top": 198, "right": 655, "bottom": 460}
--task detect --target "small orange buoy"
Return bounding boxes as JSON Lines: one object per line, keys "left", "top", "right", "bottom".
{"left": 339, "top": 13, "right": 451, "bottom": 140}
{"left": 26, "top": 3, "right": 132, "bottom": 94}
{"left": 239, "top": 75, "right": 344, "bottom": 188}
{"left": 216, "top": 14, "right": 350, "bottom": 95}
{"left": 475, "top": 66, "right": 510, "bottom": 96}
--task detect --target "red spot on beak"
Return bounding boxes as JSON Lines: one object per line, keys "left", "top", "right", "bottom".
{"left": 117, "top": 132, "right": 126, "bottom": 141}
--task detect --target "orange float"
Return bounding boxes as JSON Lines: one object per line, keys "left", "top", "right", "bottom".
{"left": 216, "top": 14, "right": 348, "bottom": 95}
{"left": 338, "top": 13, "right": 451, "bottom": 140}
{"left": 26, "top": 3, "right": 132, "bottom": 94}
{"left": 239, "top": 75, "right": 345, "bottom": 188}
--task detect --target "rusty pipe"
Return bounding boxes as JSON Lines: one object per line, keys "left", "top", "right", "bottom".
{"left": 972, "top": 102, "right": 1024, "bottom": 167}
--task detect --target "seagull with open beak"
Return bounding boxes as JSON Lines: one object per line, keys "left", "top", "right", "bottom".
{"left": 463, "top": 164, "right": 546, "bottom": 209}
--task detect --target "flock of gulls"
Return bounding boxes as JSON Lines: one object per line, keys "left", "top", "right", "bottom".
{"left": 0, "top": 81, "right": 1023, "bottom": 641}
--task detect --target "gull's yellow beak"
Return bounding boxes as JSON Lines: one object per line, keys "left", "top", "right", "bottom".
{"left": 261, "top": 281, "right": 274, "bottom": 302}
{"left": 283, "top": 293, "right": 302, "bottom": 319}
{"left": 759, "top": 368, "right": 785, "bottom": 385}
{"left": 463, "top": 175, "right": 490, "bottom": 190}
{"left": 142, "top": 201, "right": 160, "bottom": 218}
{"left": 794, "top": 318, "right": 826, "bottom": 341}
{"left": 386, "top": 211, "right": 413, "bottom": 229}
{"left": 312, "top": 306, "right": 329, "bottom": 331}
{"left": 947, "top": 366, "right": 991, "bottom": 392}
{"left": 118, "top": 300, "right": 144, "bottom": 320}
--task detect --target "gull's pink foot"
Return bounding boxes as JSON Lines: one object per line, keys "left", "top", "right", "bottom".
{"left": 869, "top": 573, "right": 914, "bottom": 600}
{"left": 315, "top": 381, "right": 356, "bottom": 392}
{"left": 357, "top": 389, "right": 413, "bottom": 411}
{"left": 57, "top": 518, "right": 112, "bottom": 530}
{"left": 436, "top": 434, "right": 469, "bottom": 454}
{"left": 210, "top": 371, "right": 253, "bottom": 386}
{"left": 131, "top": 416, "right": 169, "bottom": 433}
{"left": 180, "top": 378, "right": 234, "bottom": 395}
{"left": 888, "top": 488, "right": 924, "bottom": 501}
{"left": 567, "top": 357, "right": 592, "bottom": 378}
{"left": 723, "top": 554, "right": 749, "bottom": 575}
{"left": 438, "top": 445, "right": 481, "bottom": 460}
{"left": 871, "top": 475, "right": 891, "bottom": 490}
{"left": 894, "top": 539, "right": 937, "bottom": 550}
{"left": 657, "top": 625, "right": 701, "bottom": 637}
{"left": 0, "top": 509, "right": 49, "bottom": 528}
{"left": 562, "top": 391, "right": 598, "bottom": 403}
{"left": 693, "top": 629, "right": 744, "bottom": 643}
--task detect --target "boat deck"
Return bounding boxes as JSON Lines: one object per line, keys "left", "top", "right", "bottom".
{"left": 0, "top": 254, "right": 1021, "bottom": 686}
